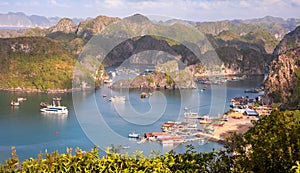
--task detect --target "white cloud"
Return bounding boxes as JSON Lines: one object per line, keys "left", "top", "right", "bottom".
{"left": 11, "top": 0, "right": 297, "bottom": 21}
{"left": 0, "top": 1, "right": 9, "bottom": 6}
{"left": 48, "top": 0, "right": 70, "bottom": 7}
{"left": 49, "top": 0, "right": 57, "bottom": 6}
{"left": 31, "top": 1, "right": 40, "bottom": 6}
{"left": 103, "top": 0, "right": 124, "bottom": 8}
{"left": 239, "top": 0, "right": 250, "bottom": 8}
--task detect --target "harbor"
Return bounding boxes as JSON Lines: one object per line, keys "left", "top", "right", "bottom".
{"left": 125, "top": 87, "right": 267, "bottom": 147}
{"left": 127, "top": 110, "right": 259, "bottom": 146}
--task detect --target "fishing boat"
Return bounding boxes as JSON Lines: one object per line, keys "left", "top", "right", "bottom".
{"left": 128, "top": 132, "right": 139, "bottom": 138}
{"left": 140, "top": 92, "right": 147, "bottom": 98}
{"left": 10, "top": 101, "right": 20, "bottom": 106}
{"left": 40, "top": 105, "right": 68, "bottom": 114}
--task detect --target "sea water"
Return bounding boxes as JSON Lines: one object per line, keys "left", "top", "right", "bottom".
{"left": 0, "top": 76, "right": 264, "bottom": 162}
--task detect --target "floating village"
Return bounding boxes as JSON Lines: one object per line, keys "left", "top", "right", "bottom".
{"left": 104, "top": 67, "right": 272, "bottom": 147}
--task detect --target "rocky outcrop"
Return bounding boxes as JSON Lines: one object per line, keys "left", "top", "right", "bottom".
{"left": 264, "top": 25, "right": 300, "bottom": 104}
{"left": 48, "top": 18, "right": 77, "bottom": 33}
{"left": 273, "top": 26, "right": 300, "bottom": 55}
{"left": 76, "top": 15, "right": 120, "bottom": 39}
{"left": 111, "top": 60, "right": 196, "bottom": 89}
{"left": 264, "top": 48, "right": 300, "bottom": 103}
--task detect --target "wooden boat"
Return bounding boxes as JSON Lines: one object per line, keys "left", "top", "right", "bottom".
{"left": 140, "top": 92, "right": 147, "bottom": 98}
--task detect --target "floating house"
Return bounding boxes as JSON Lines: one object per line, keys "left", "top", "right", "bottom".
{"left": 244, "top": 109, "right": 259, "bottom": 116}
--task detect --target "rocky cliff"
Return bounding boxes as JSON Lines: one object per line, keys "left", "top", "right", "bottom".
{"left": 264, "top": 25, "right": 300, "bottom": 105}
{"left": 264, "top": 48, "right": 300, "bottom": 104}
{"left": 273, "top": 26, "right": 300, "bottom": 55}
{"left": 104, "top": 35, "right": 199, "bottom": 67}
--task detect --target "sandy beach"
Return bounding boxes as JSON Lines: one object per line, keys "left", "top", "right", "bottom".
{"left": 213, "top": 112, "right": 258, "bottom": 140}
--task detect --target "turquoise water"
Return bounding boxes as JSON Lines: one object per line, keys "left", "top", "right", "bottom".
{"left": 0, "top": 76, "right": 264, "bottom": 162}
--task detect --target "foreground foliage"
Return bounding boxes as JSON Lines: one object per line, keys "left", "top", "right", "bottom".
{"left": 1, "top": 110, "right": 299, "bottom": 172}
{"left": 0, "top": 146, "right": 230, "bottom": 173}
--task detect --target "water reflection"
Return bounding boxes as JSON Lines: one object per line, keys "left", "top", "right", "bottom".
{"left": 41, "top": 113, "right": 68, "bottom": 125}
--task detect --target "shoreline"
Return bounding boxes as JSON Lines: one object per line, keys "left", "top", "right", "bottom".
{"left": 212, "top": 112, "right": 257, "bottom": 144}
{"left": 196, "top": 112, "right": 258, "bottom": 145}
{"left": 0, "top": 87, "right": 96, "bottom": 93}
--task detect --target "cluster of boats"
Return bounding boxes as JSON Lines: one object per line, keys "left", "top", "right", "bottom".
{"left": 10, "top": 97, "right": 68, "bottom": 114}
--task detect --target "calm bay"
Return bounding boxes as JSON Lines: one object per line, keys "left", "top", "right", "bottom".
{"left": 0, "top": 75, "right": 264, "bottom": 162}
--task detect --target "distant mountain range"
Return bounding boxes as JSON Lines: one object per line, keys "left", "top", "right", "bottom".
{"left": 1, "top": 12, "right": 300, "bottom": 32}
{"left": 0, "top": 12, "right": 300, "bottom": 93}
{"left": 0, "top": 12, "right": 83, "bottom": 28}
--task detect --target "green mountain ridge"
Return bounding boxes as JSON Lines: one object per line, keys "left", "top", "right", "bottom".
{"left": 0, "top": 14, "right": 299, "bottom": 91}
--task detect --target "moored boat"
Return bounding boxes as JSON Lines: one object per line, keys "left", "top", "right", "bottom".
{"left": 40, "top": 105, "right": 68, "bottom": 114}
{"left": 184, "top": 112, "right": 201, "bottom": 119}
{"left": 128, "top": 132, "right": 139, "bottom": 138}
{"left": 40, "top": 102, "right": 49, "bottom": 108}
{"left": 10, "top": 101, "right": 20, "bottom": 106}
{"left": 109, "top": 96, "right": 125, "bottom": 103}
{"left": 17, "top": 97, "right": 27, "bottom": 102}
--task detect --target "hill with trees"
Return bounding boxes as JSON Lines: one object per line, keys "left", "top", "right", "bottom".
{"left": 0, "top": 37, "right": 75, "bottom": 91}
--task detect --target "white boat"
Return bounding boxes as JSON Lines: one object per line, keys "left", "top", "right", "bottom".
{"left": 11, "top": 101, "right": 20, "bottom": 106}
{"left": 109, "top": 96, "right": 125, "bottom": 103}
{"left": 184, "top": 112, "right": 201, "bottom": 119}
{"left": 128, "top": 132, "right": 139, "bottom": 138}
{"left": 40, "top": 105, "right": 68, "bottom": 114}
{"left": 17, "top": 97, "right": 27, "bottom": 102}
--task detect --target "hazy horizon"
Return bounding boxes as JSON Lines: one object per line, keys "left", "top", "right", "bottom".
{"left": 1, "top": 0, "right": 300, "bottom": 22}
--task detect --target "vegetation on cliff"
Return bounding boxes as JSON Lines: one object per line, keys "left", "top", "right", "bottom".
{"left": 0, "top": 37, "right": 75, "bottom": 90}
{"left": 264, "top": 25, "right": 300, "bottom": 108}
{"left": 111, "top": 60, "right": 196, "bottom": 89}
{"left": 1, "top": 110, "right": 299, "bottom": 172}
{"left": 273, "top": 26, "right": 300, "bottom": 55}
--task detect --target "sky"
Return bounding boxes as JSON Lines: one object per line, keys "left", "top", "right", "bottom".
{"left": 1, "top": 0, "right": 300, "bottom": 22}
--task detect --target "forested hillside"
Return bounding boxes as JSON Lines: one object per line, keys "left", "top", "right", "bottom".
{"left": 0, "top": 37, "right": 75, "bottom": 91}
